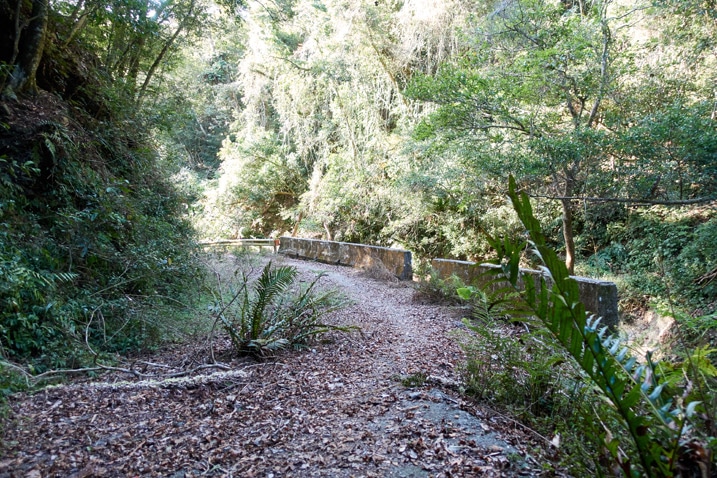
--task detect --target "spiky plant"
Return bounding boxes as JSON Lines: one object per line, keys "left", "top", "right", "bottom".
{"left": 216, "top": 262, "right": 353, "bottom": 356}
{"left": 482, "top": 176, "right": 708, "bottom": 477}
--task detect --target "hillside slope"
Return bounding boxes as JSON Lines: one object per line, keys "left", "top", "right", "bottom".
{"left": 0, "top": 13, "right": 197, "bottom": 369}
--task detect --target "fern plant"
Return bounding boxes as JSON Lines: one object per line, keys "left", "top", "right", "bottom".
{"left": 0, "top": 256, "right": 79, "bottom": 358}
{"left": 485, "top": 176, "right": 706, "bottom": 477}
{"left": 215, "top": 262, "right": 353, "bottom": 356}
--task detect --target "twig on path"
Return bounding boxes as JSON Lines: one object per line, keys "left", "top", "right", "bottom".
{"left": 480, "top": 403, "right": 554, "bottom": 446}
{"left": 135, "top": 360, "right": 172, "bottom": 369}
{"left": 128, "top": 439, "right": 148, "bottom": 458}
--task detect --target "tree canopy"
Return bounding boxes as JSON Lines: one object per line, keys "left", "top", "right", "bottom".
{"left": 167, "top": 0, "right": 715, "bottom": 277}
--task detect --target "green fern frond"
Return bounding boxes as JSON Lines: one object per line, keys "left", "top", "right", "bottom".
{"left": 249, "top": 262, "right": 297, "bottom": 340}
{"left": 53, "top": 272, "right": 79, "bottom": 284}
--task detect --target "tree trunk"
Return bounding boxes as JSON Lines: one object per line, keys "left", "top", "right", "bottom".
{"left": 6, "top": 0, "right": 48, "bottom": 95}
{"left": 561, "top": 197, "right": 576, "bottom": 275}
{"left": 323, "top": 222, "right": 333, "bottom": 241}
{"left": 136, "top": 0, "right": 195, "bottom": 104}
{"left": 126, "top": 36, "right": 147, "bottom": 90}
{"left": 291, "top": 211, "right": 304, "bottom": 237}
{"left": 560, "top": 175, "right": 576, "bottom": 274}
{"left": 63, "top": 0, "right": 98, "bottom": 49}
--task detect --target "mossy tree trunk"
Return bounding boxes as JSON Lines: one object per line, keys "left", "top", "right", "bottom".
{"left": 2, "top": 0, "right": 48, "bottom": 97}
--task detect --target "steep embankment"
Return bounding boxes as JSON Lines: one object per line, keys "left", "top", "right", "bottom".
{"left": 0, "top": 51, "right": 196, "bottom": 367}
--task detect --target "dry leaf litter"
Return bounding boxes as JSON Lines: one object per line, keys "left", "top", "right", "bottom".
{"left": 0, "top": 255, "right": 561, "bottom": 477}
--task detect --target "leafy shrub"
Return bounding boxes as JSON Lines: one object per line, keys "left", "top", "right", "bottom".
{"left": 456, "top": 285, "right": 604, "bottom": 473}
{"left": 460, "top": 320, "right": 572, "bottom": 414}
{"left": 212, "top": 262, "right": 353, "bottom": 356}
{"left": 585, "top": 242, "right": 628, "bottom": 273}
{"left": 0, "top": 228, "right": 79, "bottom": 361}
{"left": 608, "top": 208, "right": 717, "bottom": 311}
{"left": 413, "top": 263, "right": 470, "bottom": 305}
{"left": 457, "top": 286, "right": 576, "bottom": 414}
{"left": 0, "top": 92, "right": 203, "bottom": 372}
{"left": 0, "top": 362, "right": 28, "bottom": 400}
{"left": 0, "top": 361, "right": 27, "bottom": 436}
{"left": 676, "top": 218, "right": 717, "bottom": 306}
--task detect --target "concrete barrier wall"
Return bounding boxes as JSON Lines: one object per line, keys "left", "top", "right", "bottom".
{"left": 277, "top": 237, "right": 618, "bottom": 327}
{"left": 431, "top": 258, "right": 619, "bottom": 328}
{"left": 279, "top": 237, "right": 413, "bottom": 281}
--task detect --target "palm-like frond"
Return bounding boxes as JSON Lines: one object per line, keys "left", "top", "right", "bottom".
{"left": 489, "top": 175, "right": 699, "bottom": 477}
{"left": 216, "top": 261, "right": 353, "bottom": 357}
{"left": 249, "top": 262, "right": 297, "bottom": 340}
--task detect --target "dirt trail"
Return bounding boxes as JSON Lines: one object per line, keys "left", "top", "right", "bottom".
{"left": 0, "top": 255, "right": 552, "bottom": 477}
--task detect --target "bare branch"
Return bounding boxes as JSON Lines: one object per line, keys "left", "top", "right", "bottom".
{"left": 587, "top": 18, "right": 611, "bottom": 128}
{"left": 3, "top": 360, "right": 233, "bottom": 384}
{"left": 272, "top": 55, "right": 312, "bottom": 72}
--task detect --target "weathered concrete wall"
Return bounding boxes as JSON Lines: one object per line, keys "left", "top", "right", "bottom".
{"left": 431, "top": 258, "right": 619, "bottom": 328}
{"left": 277, "top": 237, "right": 618, "bottom": 326}
{"left": 279, "top": 237, "right": 413, "bottom": 281}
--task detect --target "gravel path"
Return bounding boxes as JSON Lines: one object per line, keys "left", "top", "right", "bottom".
{"left": 0, "top": 254, "right": 552, "bottom": 477}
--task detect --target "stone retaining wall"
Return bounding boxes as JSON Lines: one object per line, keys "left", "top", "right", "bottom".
{"left": 279, "top": 237, "right": 413, "bottom": 281}
{"left": 431, "top": 258, "right": 619, "bottom": 328}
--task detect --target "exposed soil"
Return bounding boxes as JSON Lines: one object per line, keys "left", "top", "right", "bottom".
{"left": 0, "top": 254, "right": 560, "bottom": 477}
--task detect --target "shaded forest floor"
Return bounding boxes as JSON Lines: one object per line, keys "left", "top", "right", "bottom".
{"left": 0, "top": 254, "right": 560, "bottom": 477}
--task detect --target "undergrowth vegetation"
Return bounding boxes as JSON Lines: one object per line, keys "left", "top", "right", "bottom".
{"left": 454, "top": 178, "right": 716, "bottom": 476}
{"left": 578, "top": 206, "right": 717, "bottom": 317}
{"left": 457, "top": 314, "right": 597, "bottom": 471}
{"left": 0, "top": 37, "right": 203, "bottom": 388}
{"left": 413, "top": 262, "right": 472, "bottom": 306}
{"left": 1, "top": 0, "right": 715, "bottom": 471}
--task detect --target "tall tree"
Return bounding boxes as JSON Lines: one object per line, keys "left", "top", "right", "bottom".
{"left": 405, "top": 0, "right": 717, "bottom": 272}
{"left": 205, "top": 0, "right": 473, "bottom": 241}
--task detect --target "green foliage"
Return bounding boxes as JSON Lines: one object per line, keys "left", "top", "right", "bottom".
{"left": 153, "top": 0, "right": 717, "bottom": 326}
{"left": 0, "top": 27, "right": 203, "bottom": 371}
{"left": 413, "top": 265, "right": 470, "bottom": 305}
{"left": 486, "top": 176, "right": 713, "bottom": 477}
{"left": 584, "top": 207, "right": 717, "bottom": 311}
{"left": 459, "top": 313, "right": 583, "bottom": 418}
{"left": 176, "top": 0, "right": 471, "bottom": 244}
{"left": 400, "top": 372, "right": 427, "bottom": 388}
{"left": 0, "top": 361, "right": 28, "bottom": 430}
{"left": 0, "top": 253, "right": 77, "bottom": 358}
{"left": 401, "top": 0, "right": 717, "bottom": 275}
{"left": 150, "top": 16, "right": 246, "bottom": 184}
{"left": 456, "top": 284, "right": 606, "bottom": 474}
{"left": 51, "top": 0, "right": 210, "bottom": 104}
{"left": 620, "top": 102, "right": 717, "bottom": 198}
{"left": 0, "top": 362, "right": 27, "bottom": 399}
{"left": 674, "top": 217, "right": 717, "bottom": 305}
{"left": 458, "top": 284, "right": 553, "bottom": 404}
{"left": 212, "top": 262, "right": 352, "bottom": 356}
{"left": 217, "top": 132, "right": 309, "bottom": 237}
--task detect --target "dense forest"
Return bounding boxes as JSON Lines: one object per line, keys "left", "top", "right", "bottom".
{"left": 1, "top": 0, "right": 716, "bottom": 475}
{"left": 168, "top": 0, "right": 717, "bottom": 304}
